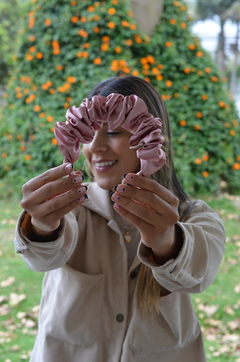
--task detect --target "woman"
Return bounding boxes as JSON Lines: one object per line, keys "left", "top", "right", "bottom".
{"left": 15, "top": 76, "right": 225, "bottom": 362}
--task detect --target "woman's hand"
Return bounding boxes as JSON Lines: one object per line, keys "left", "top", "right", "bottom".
{"left": 111, "top": 173, "right": 183, "bottom": 265}
{"left": 21, "top": 163, "right": 88, "bottom": 237}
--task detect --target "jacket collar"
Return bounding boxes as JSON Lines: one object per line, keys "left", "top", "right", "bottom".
{"left": 82, "top": 182, "right": 115, "bottom": 222}
{"left": 82, "top": 182, "right": 142, "bottom": 272}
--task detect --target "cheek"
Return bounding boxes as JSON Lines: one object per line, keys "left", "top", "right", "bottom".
{"left": 123, "top": 149, "right": 140, "bottom": 171}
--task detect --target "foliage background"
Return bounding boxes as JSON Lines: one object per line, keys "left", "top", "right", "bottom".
{"left": 0, "top": 0, "right": 25, "bottom": 86}
{"left": 0, "top": 1, "right": 239, "bottom": 361}
{"left": 0, "top": 0, "right": 240, "bottom": 196}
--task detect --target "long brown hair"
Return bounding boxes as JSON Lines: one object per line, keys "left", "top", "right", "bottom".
{"left": 88, "top": 76, "right": 194, "bottom": 314}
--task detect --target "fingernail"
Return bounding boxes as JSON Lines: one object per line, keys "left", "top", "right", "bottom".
{"left": 125, "top": 174, "right": 134, "bottom": 181}
{"left": 65, "top": 163, "right": 73, "bottom": 170}
{"left": 114, "top": 185, "right": 118, "bottom": 191}
{"left": 114, "top": 203, "right": 122, "bottom": 209}
{"left": 77, "top": 194, "right": 88, "bottom": 202}
{"left": 110, "top": 192, "right": 114, "bottom": 197}
{"left": 112, "top": 193, "right": 121, "bottom": 201}
{"left": 116, "top": 185, "right": 127, "bottom": 192}
{"left": 77, "top": 186, "right": 88, "bottom": 194}
{"left": 70, "top": 170, "right": 83, "bottom": 176}
{"left": 73, "top": 175, "right": 84, "bottom": 183}
{"left": 126, "top": 183, "right": 132, "bottom": 187}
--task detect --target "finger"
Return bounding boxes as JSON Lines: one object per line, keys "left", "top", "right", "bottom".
{"left": 37, "top": 173, "right": 85, "bottom": 204}
{"left": 32, "top": 192, "right": 88, "bottom": 232}
{"left": 113, "top": 183, "right": 178, "bottom": 216}
{"left": 45, "top": 170, "right": 84, "bottom": 200}
{"left": 48, "top": 194, "right": 88, "bottom": 223}
{"left": 112, "top": 186, "right": 179, "bottom": 225}
{"left": 45, "top": 185, "right": 88, "bottom": 214}
{"left": 21, "top": 172, "right": 84, "bottom": 210}
{"left": 121, "top": 173, "right": 178, "bottom": 206}
{"left": 27, "top": 180, "right": 87, "bottom": 218}
{"left": 112, "top": 198, "right": 179, "bottom": 247}
{"left": 30, "top": 186, "right": 88, "bottom": 231}
{"left": 111, "top": 191, "right": 164, "bottom": 226}
{"left": 113, "top": 201, "right": 157, "bottom": 238}
{"left": 22, "top": 163, "right": 76, "bottom": 194}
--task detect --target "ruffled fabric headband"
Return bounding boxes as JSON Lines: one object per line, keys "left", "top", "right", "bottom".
{"left": 54, "top": 93, "right": 166, "bottom": 178}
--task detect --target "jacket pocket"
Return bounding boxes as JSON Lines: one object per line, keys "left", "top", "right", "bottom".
{"left": 40, "top": 264, "right": 104, "bottom": 347}
{"left": 129, "top": 292, "right": 200, "bottom": 355}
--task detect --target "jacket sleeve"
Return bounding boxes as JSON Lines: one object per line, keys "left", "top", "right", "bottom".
{"left": 137, "top": 200, "right": 225, "bottom": 293}
{"left": 14, "top": 210, "right": 78, "bottom": 272}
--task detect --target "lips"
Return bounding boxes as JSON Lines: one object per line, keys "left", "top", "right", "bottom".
{"left": 94, "top": 160, "right": 117, "bottom": 167}
{"left": 93, "top": 160, "right": 117, "bottom": 173}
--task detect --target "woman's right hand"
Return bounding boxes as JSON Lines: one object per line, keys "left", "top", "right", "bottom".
{"left": 20, "top": 163, "right": 87, "bottom": 236}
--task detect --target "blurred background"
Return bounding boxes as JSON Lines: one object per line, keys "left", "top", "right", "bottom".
{"left": 0, "top": 1, "right": 239, "bottom": 361}
{"left": 190, "top": 0, "right": 240, "bottom": 113}
{"left": 1, "top": 0, "right": 240, "bottom": 196}
{"left": 2, "top": 0, "right": 240, "bottom": 111}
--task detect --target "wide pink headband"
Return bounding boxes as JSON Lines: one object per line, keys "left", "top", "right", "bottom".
{"left": 54, "top": 93, "right": 166, "bottom": 177}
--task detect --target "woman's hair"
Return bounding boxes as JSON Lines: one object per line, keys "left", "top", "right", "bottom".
{"left": 88, "top": 76, "right": 194, "bottom": 314}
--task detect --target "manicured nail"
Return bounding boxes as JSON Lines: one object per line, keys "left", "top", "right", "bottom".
{"left": 114, "top": 185, "right": 118, "bottom": 191}
{"left": 77, "top": 194, "right": 88, "bottom": 202}
{"left": 112, "top": 193, "right": 121, "bottom": 201}
{"left": 110, "top": 192, "right": 114, "bottom": 197}
{"left": 114, "top": 203, "right": 122, "bottom": 209}
{"left": 65, "top": 163, "right": 73, "bottom": 170}
{"left": 73, "top": 175, "right": 84, "bottom": 183}
{"left": 70, "top": 169, "right": 83, "bottom": 176}
{"left": 116, "top": 185, "right": 127, "bottom": 192}
{"left": 77, "top": 186, "right": 88, "bottom": 194}
{"left": 126, "top": 183, "right": 132, "bottom": 187}
{"left": 125, "top": 174, "right": 135, "bottom": 181}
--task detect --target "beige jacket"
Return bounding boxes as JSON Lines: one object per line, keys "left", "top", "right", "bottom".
{"left": 14, "top": 182, "right": 225, "bottom": 362}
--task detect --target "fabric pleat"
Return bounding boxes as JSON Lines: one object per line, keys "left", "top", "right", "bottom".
{"left": 54, "top": 94, "right": 166, "bottom": 177}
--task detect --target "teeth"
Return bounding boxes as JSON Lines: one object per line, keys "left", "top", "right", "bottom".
{"left": 95, "top": 161, "right": 116, "bottom": 167}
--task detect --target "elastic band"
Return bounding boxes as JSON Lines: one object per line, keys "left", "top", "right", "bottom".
{"left": 54, "top": 93, "right": 166, "bottom": 177}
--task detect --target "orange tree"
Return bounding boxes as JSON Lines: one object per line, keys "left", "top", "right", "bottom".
{"left": 0, "top": 0, "right": 240, "bottom": 196}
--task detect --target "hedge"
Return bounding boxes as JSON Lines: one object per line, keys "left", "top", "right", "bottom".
{"left": 0, "top": 0, "right": 239, "bottom": 196}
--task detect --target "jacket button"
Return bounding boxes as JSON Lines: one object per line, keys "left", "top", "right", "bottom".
{"left": 129, "top": 270, "right": 138, "bottom": 279}
{"left": 116, "top": 314, "right": 124, "bottom": 323}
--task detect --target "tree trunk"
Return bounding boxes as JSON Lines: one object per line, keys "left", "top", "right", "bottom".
{"left": 230, "top": 20, "right": 240, "bottom": 95}
{"left": 215, "top": 19, "right": 227, "bottom": 74}
{"left": 129, "top": 0, "right": 164, "bottom": 35}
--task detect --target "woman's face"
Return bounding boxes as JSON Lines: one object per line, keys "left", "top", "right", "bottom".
{"left": 82, "top": 124, "right": 140, "bottom": 190}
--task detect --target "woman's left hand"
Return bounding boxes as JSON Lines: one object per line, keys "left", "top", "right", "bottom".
{"left": 111, "top": 173, "right": 183, "bottom": 265}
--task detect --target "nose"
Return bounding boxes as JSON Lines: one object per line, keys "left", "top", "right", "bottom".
{"left": 88, "top": 130, "right": 107, "bottom": 154}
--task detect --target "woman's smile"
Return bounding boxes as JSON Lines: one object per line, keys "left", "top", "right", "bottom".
{"left": 93, "top": 159, "right": 118, "bottom": 173}
{"left": 83, "top": 124, "right": 140, "bottom": 190}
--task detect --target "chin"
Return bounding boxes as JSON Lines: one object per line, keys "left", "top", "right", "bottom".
{"left": 94, "top": 179, "right": 115, "bottom": 191}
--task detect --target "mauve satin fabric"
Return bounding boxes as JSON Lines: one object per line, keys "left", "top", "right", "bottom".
{"left": 54, "top": 93, "right": 166, "bottom": 177}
